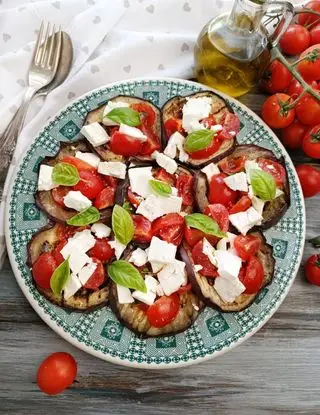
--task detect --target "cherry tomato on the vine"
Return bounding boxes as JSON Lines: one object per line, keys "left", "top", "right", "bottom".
{"left": 310, "top": 24, "right": 320, "bottom": 45}
{"left": 261, "top": 93, "right": 295, "bottom": 129}
{"left": 295, "top": 94, "right": 320, "bottom": 125}
{"left": 295, "top": 164, "right": 320, "bottom": 197}
{"left": 279, "top": 24, "right": 311, "bottom": 56}
{"left": 260, "top": 60, "right": 292, "bottom": 94}
{"left": 297, "top": 1, "right": 320, "bottom": 29}
{"left": 302, "top": 124, "right": 320, "bottom": 158}
{"left": 281, "top": 119, "right": 307, "bottom": 149}
{"left": 297, "top": 44, "right": 320, "bottom": 83}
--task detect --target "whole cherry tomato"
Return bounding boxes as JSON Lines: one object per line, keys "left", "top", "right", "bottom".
{"left": 297, "top": 44, "right": 320, "bottom": 83}
{"left": 146, "top": 294, "right": 180, "bottom": 328}
{"left": 295, "top": 164, "right": 320, "bottom": 197}
{"left": 261, "top": 93, "right": 295, "bottom": 129}
{"left": 297, "top": 1, "right": 320, "bottom": 29}
{"left": 310, "top": 23, "right": 320, "bottom": 45}
{"left": 261, "top": 60, "right": 292, "bottom": 94}
{"left": 32, "top": 253, "right": 57, "bottom": 290}
{"left": 295, "top": 94, "right": 320, "bottom": 125}
{"left": 302, "top": 124, "right": 320, "bottom": 158}
{"left": 305, "top": 254, "right": 320, "bottom": 285}
{"left": 279, "top": 24, "right": 311, "bottom": 56}
{"left": 281, "top": 119, "right": 307, "bottom": 149}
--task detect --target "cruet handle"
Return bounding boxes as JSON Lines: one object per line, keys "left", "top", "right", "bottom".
{"left": 266, "top": 1, "right": 294, "bottom": 47}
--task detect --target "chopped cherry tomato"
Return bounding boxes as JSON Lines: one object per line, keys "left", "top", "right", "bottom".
{"left": 139, "top": 125, "right": 161, "bottom": 156}
{"left": 131, "top": 103, "right": 156, "bottom": 128}
{"left": 239, "top": 256, "right": 264, "bottom": 294}
{"left": 201, "top": 114, "right": 217, "bottom": 128}
{"left": 223, "top": 113, "right": 240, "bottom": 136}
{"left": 176, "top": 174, "right": 194, "bottom": 206}
{"left": 295, "top": 164, "right": 320, "bottom": 197}
{"left": 281, "top": 119, "right": 307, "bottom": 149}
{"left": 152, "top": 213, "right": 184, "bottom": 246}
{"left": 229, "top": 195, "right": 252, "bottom": 214}
{"left": 192, "top": 240, "right": 219, "bottom": 277}
{"left": 305, "top": 254, "right": 320, "bottom": 286}
{"left": 127, "top": 188, "right": 143, "bottom": 207}
{"left": 53, "top": 240, "right": 67, "bottom": 265}
{"left": 297, "top": 1, "right": 320, "bottom": 28}
{"left": 261, "top": 93, "right": 295, "bottom": 129}
{"left": 219, "top": 155, "right": 246, "bottom": 174}
{"left": 109, "top": 131, "right": 143, "bottom": 156}
{"left": 234, "top": 234, "right": 261, "bottom": 261}
{"left": 258, "top": 158, "right": 286, "bottom": 187}
{"left": 132, "top": 214, "right": 153, "bottom": 243}
{"left": 83, "top": 258, "right": 106, "bottom": 290}
{"left": 296, "top": 94, "right": 320, "bottom": 125}
{"left": 60, "top": 156, "right": 96, "bottom": 172}
{"left": 101, "top": 175, "right": 118, "bottom": 188}
{"left": 73, "top": 170, "right": 104, "bottom": 200}
{"left": 187, "top": 135, "right": 221, "bottom": 160}
{"left": 297, "top": 44, "right": 320, "bottom": 83}
{"left": 209, "top": 173, "right": 238, "bottom": 208}
{"left": 88, "top": 239, "right": 114, "bottom": 262}
{"left": 184, "top": 227, "right": 218, "bottom": 247}
{"left": 94, "top": 187, "right": 116, "bottom": 209}
{"left": 146, "top": 294, "right": 180, "bottom": 328}
{"left": 154, "top": 168, "right": 176, "bottom": 186}
{"left": 37, "top": 352, "right": 77, "bottom": 395}
{"left": 302, "top": 125, "right": 320, "bottom": 159}
{"left": 164, "top": 118, "right": 183, "bottom": 138}
{"left": 32, "top": 253, "right": 57, "bottom": 290}
{"left": 177, "top": 283, "right": 192, "bottom": 294}
{"left": 279, "top": 24, "right": 311, "bottom": 56}
{"left": 51, "top": 187, "right": 70, "bottom": 207}
{"left": 204, "top": 203, "right": 229, "bottom": 232}
{"left": 260, "top": 60, "right": 292, "bottom": 94}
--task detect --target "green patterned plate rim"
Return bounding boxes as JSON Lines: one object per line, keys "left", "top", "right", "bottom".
{"left": 5, "top": 78, "right": 306, "bottom": 369}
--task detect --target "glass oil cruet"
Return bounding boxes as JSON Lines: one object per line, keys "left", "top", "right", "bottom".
{"left": 194, "top": 0, "right": 294, "bottom": 97}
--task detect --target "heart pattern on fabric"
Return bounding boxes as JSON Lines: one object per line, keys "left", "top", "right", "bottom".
{"left": 181, "top": 42, "right": 190, "bottom": 52}
{"left": 91, "top": 65, "right": 100, "bottom": 74}
{"left": 3, "top": 33, "right": 11, "bottom": 42}
{"left": 52, "top": 1, "right": 60, "bottom": 9}
{"left": 123, "top": 65, "right": 131, "bottom": 73}
{"left": 146, "top": 4, "right": 154, "bottom": 13}
{"left": 93, "top": 16, "right": 101, "bottom": 24}
{"left": 17, "top": 79, "right": 26, "bottom": 87}
{"left": 183, "top": 2, "right": 191, "bottom": 12}
{"left": 68, "top": 92, "right": 76, "bottom": 99}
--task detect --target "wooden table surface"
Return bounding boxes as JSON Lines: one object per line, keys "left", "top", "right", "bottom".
{"left": 1, "top": 86, "right": 319, "bottom": 415}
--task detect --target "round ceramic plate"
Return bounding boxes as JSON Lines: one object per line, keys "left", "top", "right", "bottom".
{"left": 5, "top": 78, "right": 305, "bottom": 369}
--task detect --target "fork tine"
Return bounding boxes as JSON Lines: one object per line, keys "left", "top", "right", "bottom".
{"left": 51, "top": 27, "right": 62, "bottom": 72}
{"left": 40, "top": 23, "right": 50, "bottom": 67}
{"left": 32, "top": 21, "right": 44, "bottom": 65}
{"left": 45, "top": 24, "right": 55, "bottom": 68}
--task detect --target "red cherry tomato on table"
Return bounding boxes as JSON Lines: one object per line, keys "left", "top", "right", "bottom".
{"left": 208, "top": 173, "right": 238, "bottom": 207}
{"left": 60, "top": 156, "right": 96, "bottom": 172}
{"left": 302, "top": 124, "right": 320, "bottom": 158}
{"left": 132, "top": 214, "right": 153, "bottom": 243}
{"left": 146, "top": 294, "right": 180, "bottom": 328}
{"left": 239, "top": 256, "right": 264, "bottom": 294}
{"left": 234, "top": 234, "right": 261, "bottom": 261}
{"left": 260, "top": 60, "right": 292, "bottom": 94}
{"left": 305, "top": 254, "right": 320, "bottom": 286}
{"left": 192, "top": 240, "right": 219, "bottom": 277}
{"left": 94, "top": 187, "right": 116, "bottom": 209}
{"left": 281, "top": 119, "right": 307, "bottom": 149}
{"left": 295, "top": 94, "right": 320, "bottom": 125}
{"left": 297, "top": 44, "right": 320, "bottom": 83}
{"left": 88, "top": 239, "right": 114, "bottom": 262}
{"left": 295, "top": 164, "right": 320, "bottom": 197}
{"left": 152, "top": 213, "right": 185, "bottom": 246}
{"left": 203, "top": 204, "right": 229, "bottom": 232}
{"left": 154, "top": 168, "right": 176, "bottom": 186}
{"left": 310, "top": 24, "right": 320, "bottom": 45}
{"left": 37, "top": 352, "right": 77, "bottom": 395}
{"left": 73, "top": 170, "right": 104, "bottom": 200}
{"left": 297, "top": 1, "right": 320, "bottom": 29}
{"left": 83, "top": 257, "right": 106, "bottom": 290}
{"left": 131, "top": 103, "right": 156, "bottom": 128}
{"left": 219, "top": 155, "right": 246, "bottom": 174}
{"left": 51, "top": 186, "right": 70, "bottom": 207}
{"left": 176, "top": 174, "right": 194, "bottom": 206}
{"left": 229, "top": 195, "right": 252, "bottom": 214}
{"left": 279, "top": 24, "right": 311, "bottom": 56}
{"left": 261, "top": 93, "right": 295, "bottom": 129}
{"left": 109, "top": 131, "right": 143, "bottom": 156}
{"left": 258, "top": 158, "right": 286, "bottom": 187}
{"left": 32, "top": 252, "right": 57, "bottom": 290}
{"left": 164, "top": 118, "right": 183, "bottom": 138}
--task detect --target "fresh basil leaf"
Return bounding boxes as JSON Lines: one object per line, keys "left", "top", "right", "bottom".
{"left": 250, "top": 169, "right": 276, "bottom": 201}
{"left": 67, "top": 207, "right": 100, "bottom": 226}
{"left": 112, "top": 204, "right": 134, "bottom": 245}
{"left": 149, "top": 179, "right": 172, "bottom": 197}
{"left": 50, "top": 257, "right": 70, "bottom": 295}
{"left": 108, "top": 260, "right": 147, "bottom": 292}
{"left": 123, "top": 201, "right": 134, "bottom": 212}
{"left": 52, "top": 162, "right": 80, "bottom": 186}
{"left": 184, "top": 129, "right": 214, "bottom": 153}
{"left": 105, "top": 107, "right": 141, "bottom": 127}
{"left": 185, "top": 213, "right": 226, "bottom": 238}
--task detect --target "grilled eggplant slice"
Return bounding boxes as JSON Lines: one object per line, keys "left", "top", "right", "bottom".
{"left": 162, "top": 91, "right": 237, "bottom": 168}
{"left": 180, "top": 231, "right": 275, "bottom": 312}
{"left": 35, "top": 141, "right": 112, "bottom": 224}
{"left": 194, "top": 144, "right": 290, "bottom": 230}
{"left": 84, "top": 95, "right": 162, "bottom": 162}
{"left": 27, "top": 223, "right": 109, "bottom": 311}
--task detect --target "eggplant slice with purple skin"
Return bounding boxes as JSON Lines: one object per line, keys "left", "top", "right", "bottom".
{"left": 162, "top": 91, "right": 237, "bottom": 168}
{"left": 179, "top": 231, "right": 275, "bottom": 312}
{"left": 27, "top": 222, "right": 109, "bottom": 311}
{"left": 194, "top": 144, "right": 291, "bottom": 230}
{"left": 35, "top": 141, "right": 112, "bottom": 224}
{"left": 83, "top": 95, "right": 162, "bottom": 163}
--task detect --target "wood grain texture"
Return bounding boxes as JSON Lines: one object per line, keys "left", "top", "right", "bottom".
{"left": 1, "top": 87, "right": 320, "bottom": 415}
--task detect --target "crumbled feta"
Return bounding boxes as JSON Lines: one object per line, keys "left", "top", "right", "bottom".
{"left": 68, "top": 229, "right": 96, "bottom": 252}
{"left": 229, "top": 207, "right": 263, "bottom": 235}
{"left": 227, "top": 232, "right": 237, "bottom": 248}
{"left": 119, "top": 124, "right": 147, "bottom": 141}
{"left": 63, "top": 273, "right": 82, "bottom": 300}
{"left": 75, "top": 151, "right": 100, "bottom": 168}
{"left": 156, "top": 284, "right": 165, "bottom": 297}
{"left": 98, "top": 161, "right": 126, "bottom": 179}
{"left": 224, "top": 172, "right": 248, "bottom": 192}
{"left": 117, "top": 284, "right": 134, "bottom": 304}
{"left": 214, "top": 276, "right": 245, "bottom": 303}
{"left": 129, "top": 248, "right": 148, "bottom": 267}
{"left": 202, "top": 238, "right": 217, "bottom": 266}
{"left": 201, "top": 163, "right": 220, "bottom": 181}
{"left": 251, "top": 196, "right": 265, "bottom": 221}
{"left": 215, "top": 250, "right": 242, "bottom": 281}
{"left": 132, "top": 275, "right": 159, "bottom": 305}
{"left": 164, "top": 131, "right": 189, "bottom": 162}
{"left": 152, "top": 151, "right": 178, "bottom": 174}
{"left": 65, "top": 250, "right": 90, "bottom": 275}
{"left": 109, "top": 239, "right": 126, "bottom": 259}
{"left": 91, "top": 223, "right": 111, "bottom": 238}
{"left": 245, "top": 160, "right": 261, "bottom": 184}
{"left": 194, "top": 264, "right": 203, "bottom": 272}
{"left": 182, "top": 97, "right": 212, "bottom": 133}
{"left": 216, "top": 238, "right": 227, "bottom": 251}
{"left": 147, "top": 236, "right": 176, "bottom": 264}
{"left": 157, "top": 259, "right": 187, "bottom": 296}
{"left": 81, "top": 122, "right": 110, "bottom": 147}
{"left": 102, "top": 101, "right": 130, "bottom": 126}
{"left": 136, "top": 194, "right": 182, "bottom": 222}
{"left": 38, "top": 165, "right": 57, "bottom": 191}
{"left": 78, "top": 260, "right": 97, "bottom": 285}
{"left": 128, "top": 166, "right": 153, "bottom": 198}
{"left": 63, "top": 191, "right": 92, "bottom": 211}
{"left": 150, "top": 261, "right": 164, "bottom": 273}
{"left": 275, "top": 188, "right": 284, "bottom": 198}
{"left": 210, "top": 124, "right": 223, "bottom": 133}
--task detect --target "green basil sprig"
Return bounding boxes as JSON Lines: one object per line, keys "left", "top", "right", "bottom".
{"left": 50, "top": 257, "right": 70, "bottom": 295}
{"left": 67, "top": 207, "right": 100, "bottom": 226}
{"left": 52, "top": 162, "right": 80, "bottom": 186}
{"left": 112, "top": 205, "right": 134, "bottom": 245}
{"left": 250, "top": 169, "right": 276, "bottom": 201}
{"left": 108, "top": 260, "right": 147, "bottom": 292}
{"left": 149, "top": 179, "right": 172, "bottom": 197}
{"left": 185, "top": 213, "right": 226, "bottom": 238}
{"left": 184, "top": 129, "right": 214, "bottom": 153}
{"left": 105, "top": 107, "right": 141, "bottom": 127}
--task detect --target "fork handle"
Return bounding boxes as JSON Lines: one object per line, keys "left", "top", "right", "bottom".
{"left": 0, "top": 87, "right": 37, "bottom": 175}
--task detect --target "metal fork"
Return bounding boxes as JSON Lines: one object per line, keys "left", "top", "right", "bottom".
{"left": 0, "top": 23, "right": 62, "bottom": 174}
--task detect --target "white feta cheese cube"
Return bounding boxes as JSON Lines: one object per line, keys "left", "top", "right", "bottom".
{"left": 245, "top": 160, "right": 261, "bottom": 184}
{"left": 136, "top": 194, "right": 183, "bottom": 222}
{"left": 224, "top": 172, "right": 248, "bottom": 192}
{"left": 91, "top": 223, "right": 111, "bottom": 239}
{"left": 150, "top": 261, "right": 164, "bottom": 273}
{"left": 248, "top": 184, "right": 254, "bottom": 199}
{"left": 65, "top": 251, "right": 90, "bottom": 275}
{"left": 119, "top": 124, "right": 147, "bottom": 141}
{"left": 63, "top": 273, "right": 82, "bottom": 300}
{"left": 109, "top": 239, "right": 126, "bottom": 260}
{"left": 214, "top": 276, "right": 245, "bottom": 303}
{"left": 210, "top": 124, "right": 223, "bottom": 133}
{"left": 182, "top": 97, "right": 212, "bottom": 133}
{"left": 276, "top": 188, "right": 284, "bottom": 198}
{"left": 129, "top": 248, "right": 148, "bottom": 267}
{"left": 145, "top": 275, "right": 159, "bottom": 293}
{"left": 102, "top": 101, "right": 130, "bottom": 126}
{"left": 202, "top": 238, "right": 217, "bottom": 266}
{"left": 98, "top": 161, "right": 127, "bottom": 179}
{"left": 152, "top": 151, "right": 178, "bottom": 174}
{"left": 132, "top": 275, "right": 159, "bottom": 305}
{"left": 147, "top": 236, "right": 177, "bottom": 264}
{"left": 158, "top": 260, "right": 187, "bottom": 296}
{"left": 75, "top": 151, "right": 100, "bottom": 168}
{"left": 215, "top": 250, "right": 242, "bottom": 281}
{"left": 227, "top": 232, "right": 237, "bottom": 248}
{"left": 68, "top": 229, "right": 96, "bottom": 252}
{"left": 128, "top": 166, "right": 153, "bottom": 198}
{"left": 251, "top": 196, "right": 265, "bottom": 220}
{"left": 164, "top": 131, "right": 189, "bottom": 162}
{"left": 156, "top": 284, "right": 165, "bottom": 296}
{"left": 117, "top": 284, "right": 134, "bottom": 304}
{"left": 78, "top": 260, "right": 97, "bottom": 285}
{"left": 201, "top": 163, "right": 220, "bottom": 181}
{"left": 216, "top": 238, "right": 227, "bottom": 251}
{"left": 38, "top": 165, "right": 57, "bottom": 191}
{"left": 229, "top": 207, "right": 263, "bottom": 235}
{"left": 63, "top": 191, "right": 92, "bottom": 211}
{"left": 81, "top": 122, "right": 110, "bottom": 147}
{"left": 194, "top": 264, "right": 203, "bottom": 273}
